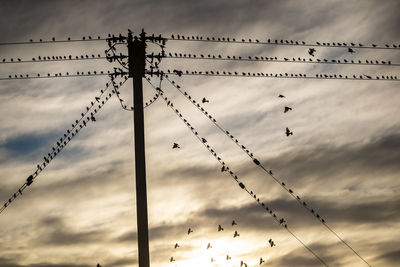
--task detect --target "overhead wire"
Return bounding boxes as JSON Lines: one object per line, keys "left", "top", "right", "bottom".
{"left": 166, "top": 34, "right": 400, "bottom": 50}
{"left": 150, "top": 69, "right": 399, "bottom": 82}
{"left": 160, "top": 52, "right": 399, "bottom": 67}
{"left": 145, "top": 77, "right": 328, "bottom": 267}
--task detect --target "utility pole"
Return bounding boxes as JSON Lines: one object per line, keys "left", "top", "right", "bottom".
{"left": 128, "top": 29, "right": 150, "bottom": 267}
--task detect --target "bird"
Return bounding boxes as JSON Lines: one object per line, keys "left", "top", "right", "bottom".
{"left": 308, "top": 48, "right": 316, "bottom": 56}
{"left": 170, "top": 256, "right": 175, "bottom": 262}
{"left": 221, "top": 166, "right": 226, "bottom": 172}
{"left": 174, "top": 243, "right": 180, "bottom": 248}
{"left": 188, "top": 228, "right": 193, "bottom": 235}
{"left": 284, "top": 106, "right": 292, "bottom": 113}
{"left": 348, "top": 47, "right": 356, "bottom": 54}
{"left": 202, "top": 97, "right": 209, "bottom": 103}
{"left": 268, "top": 238, "right": 276, "bottom": 247}
{"left": 226, "top": 255, "right": 231, "bottom": 260}
{"left": 279, "top": 218, "right": 286, "bottom": 225}
{"left": 97, "top": 264, "right": 101, "bottom": 267}
{"left": 211, "top": 257, "right": 215, "bottom": 263}
{"left": 218, "top": 225, "right": 224, "bottom": 231}
{"left": 207, "top": 243, "right": 212, "bottom": 249}
{"left": 260, "top": 257, "right": 265, "bottom": 265}
{"left": 172, "top": 143, "right": 180, "bottom": 149}
{"left": 285, "top": 127, "right": 293, "bottom": 136}
{"left": 278, "top": 94, "right": 285, "bottom": 98}
{"left": 232, "top": 220, "right": 237, "bottom": 226}
{"left": 240, "top": 260, "right": 248, "bottom": 267}
{"left": 234, "top": 230, "right": 240, "bottom": 238}
{"left": 90, "top": 116, "right": 96, "bottom": 122}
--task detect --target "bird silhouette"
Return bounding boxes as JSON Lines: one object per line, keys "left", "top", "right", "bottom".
{"left": 172, "top": 143, "right": 180, "bottom": 149}
{"left": 188, "top": 228, "right": 193, "bottom": 235}
{"left": 278, "top": 94, "right": 285, "bottom": 98}
{"left": 170, "top": 256, "right": 175, "bottom": 262}
{"left": 260, "top": 257, "right": 265, "bottom": 265}
{"left": 232, "top": 220, "right": 237, "bottom": 226}
{"left": 207, "top": 242, "right": 212, "bottom": 249}
{"left": 226, "top": 255, "right": 231, "bottom": 260}
{"left": 285, "top": 127, "right": 293, "bottom": 136}
{"left": 308, "top": 48, "right": 316, "bottom": 56}
{"left": 279, "top": 218, "right": 286, "bottom": 225}
{"left": 284, "top": 106, "right": 292, "bottom": 113}
{"left": 174, "top": 243, "right": 180, "bottom": 248}
{"left": 234, "top": 230, "right": 240, "bottom": 238}
{"left": 218, "top": 224, "right": 224, "bottom": 231}
{"left": 91, "top": 116, "right": 96, "bottom": 122}
{"left": 348, "top": 48, "right": 356, "bottom": 54}
{"left": 202, "top": 97, "right": 209, "bottom": 103}
{"left": 268, "top": 238, "right": 276, "bottom": 247}
{"left": 211, "top": 257, "right": 215, "bottom": 263}
{"left": 97, "top": 264, "right": 101, "bottom": 267}
{"left": 240, "top": 260, "right": 248, "bottom": 267}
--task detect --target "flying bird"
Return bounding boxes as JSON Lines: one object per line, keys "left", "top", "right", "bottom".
{"left": 284, "top": 106, "right": 292, "bottom": 113}
{"left": 187, "top": 228, "right": 193, "bottom": 235}
{"left": 172, "top": 143, "right": 180, "bottom": 149}
{"left": 234, "top": 230, "right": 240, "bottom": 238}
{"left": 218, "top": 225, "right": 224, "bottom": 231}
{"left": 285, "top": 127, "right": 293, "bottom": 136}
{"left": 348, "top": 47, "right": 356, "bottom": 54}
{"left": 268, "top": 238, "right": 276, "bottom": 247}
{"left": 278, "top": 94, "right": 285, "bottom": 98}
{"left": 202, "top": 97, "right": 209, "bottom": 103}
{"left": 232, "top": 220, "right": 237, "bottom": 226}
{"left": 308, "top": 48, "right": 316, "bottom": 56}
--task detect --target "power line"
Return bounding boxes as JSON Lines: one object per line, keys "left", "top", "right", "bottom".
{"left": 0, "top": 55, "right": 106, "bottom": 64}
{"left": 166, "top": 34, "right": 400, "bottom": 50}
{"left": 160, "top": 73, "right": 372, "bottom": 267}
{"left": 145, "top": 77, "right": 329, "bottom": 267}
{"left": 0, "top": 76, "right": 128, "bottom": 215}
{"left": 160, "top": 52, "right": 399, "bottom": 67}
{"left": 0, "top": 37, "right": 108, "bottom": 46}
{"left": 0, "top": 71, "right": 111, "bottom": 81}
{"left": 148, "top": 69, "right": 399, "bottom": 82}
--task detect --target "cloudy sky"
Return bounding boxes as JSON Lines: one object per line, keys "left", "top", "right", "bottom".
{"left": 0, "top": 0, "right": 399, "bottom": 266}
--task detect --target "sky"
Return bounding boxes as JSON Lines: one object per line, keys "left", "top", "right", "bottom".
{"left": 0, "top": 0, "right": 399, "bottom": 266}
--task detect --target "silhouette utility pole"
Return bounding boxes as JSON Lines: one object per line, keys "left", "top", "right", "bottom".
{"left": 128, "top": 30, "right": 150, "bottom": 267}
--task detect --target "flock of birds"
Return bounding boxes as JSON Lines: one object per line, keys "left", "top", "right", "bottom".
{"left": 169, "top": 220, "right": 274, "bottom": 266}
{"left": 172, "top": 94, "right": 293, "bottom": 152}
{"left": 168, "top": 34, "right": 400, "bottom": 49}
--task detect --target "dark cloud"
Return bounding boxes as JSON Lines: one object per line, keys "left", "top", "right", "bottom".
{"left": 37, "top": 216, "right": 108, "bottom": 246}
{"left": 1, "top": 132, "right": 59, "bottom": 155}
{"left": 375, "top": 249, "right": 400, "bottom": 264}
{"left": 0, "top": 256, "right": 91, "bottom": 267}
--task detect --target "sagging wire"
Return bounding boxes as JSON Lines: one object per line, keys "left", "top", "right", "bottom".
{"left": 0, "top": 75, "right": 128, "bottom": 215}
{"left": 145, "top": 77, "right": 328, "bottom": 267}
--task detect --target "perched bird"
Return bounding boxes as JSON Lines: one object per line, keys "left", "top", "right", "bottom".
{"left": 187, "top": 228, "right": 193, "bottom": 235}
{"left": 172, "top": 143, "right": 180, "bottom": 149}
{"left": 91, "top": 116, "right": 96, "bottom": 122}
{"left": 279, "top": 218, "right": 286, "bottom": 225}
{"left": 234, "top": 230, "right": 240, "bottom": 238}
{"left": 202, "top": 97, "right": 209, "bottom": 103}
{"left": 278, "top": 94, "right": 285, "bottom": 98}
{"left": 285, "top": 127, "right": 293, "bottom": 136}
{"left": 97, "top": 264, "right": 101, "bottom": 267}
{"left": 174, "top": 243, "right": 180, "bottom": 248}
{"left": 221, "top": 166, "right": 226, "bottom": 172}
{"left": 240, "top": 260, "right": 248, "bottom": 267}
{"left": 226, "top": 255, "right": 231, "bottom": 260}
{"left": 260, "top": 257, "right": 265, "bottom": 265}
{"left": 348, "top": 47, "right": 356, "bottom": 54}
{"left": 170, "top": 256, "right": 175, "bottom": 262}
{"left": 218, "top": 225, "right": 224, "bottom": 231}
{"left": 308, "top": 48, "right": 316, "bottom": 56}
{"left": 268, "top": 238, "right": 276, "bottom": 247}
{"left": 232, "top": 220, "right": 237, "bottom": 226}
{"left": 284, "top": 106, "right": 292, "bottom": 113}
{"left": 211, "top": 257, "right": 215, "bottom": 263}
{"left": 207, "top": 242, "right": 212, "bottom": 249}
